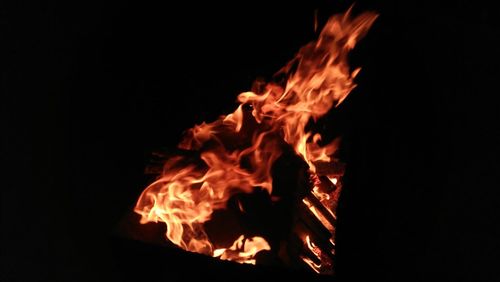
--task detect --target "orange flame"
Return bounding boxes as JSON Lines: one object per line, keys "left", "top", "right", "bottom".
{"left": 134, "top": 8, "right": 377, "bottom": 265}
{"left": 302, "top": 235, "right": 322, "bottom": 273}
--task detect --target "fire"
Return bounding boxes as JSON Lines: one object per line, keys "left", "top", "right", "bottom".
{"left": 213, "top": 235, "right": 271, "bottom": 265}
{"left": 302, "top": 235, "right": 322, "bottom": 273}
{"left": 134, "top": 8, "right": 377, "bottom": 267}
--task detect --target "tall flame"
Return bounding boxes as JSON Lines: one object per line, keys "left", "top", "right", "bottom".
{"left": 134, "top": 8, "right": 377, "bottom": 265}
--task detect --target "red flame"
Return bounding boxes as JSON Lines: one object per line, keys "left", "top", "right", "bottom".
{"left": 134, "top": 8, "right": 377, "bottom": 265}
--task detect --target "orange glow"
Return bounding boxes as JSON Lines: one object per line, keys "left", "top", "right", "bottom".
{"left": 134, "top": 8, "right": 377, "bottom": 267}
{"left": 306, "top": 235, "right": 321, "bottom": 258}
{"left": 302, "top": 256, "right": 322, "bottom": 274}
{"left": 313, "top": 185, "right": 331, "bottom": 201}
{"left": 303, "top": 198, "right": 335, "bottom": 232}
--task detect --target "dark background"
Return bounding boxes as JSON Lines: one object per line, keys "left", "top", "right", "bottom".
{"left": 2, "top": 0, "right": 499, "bottom": 281}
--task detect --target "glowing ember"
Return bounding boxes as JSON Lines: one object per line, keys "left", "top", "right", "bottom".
{"left": 302, "top": 235, "right": 322, "bottom": 273}
{"left": 134, "top": 8, "right": 377, "bottom": 269}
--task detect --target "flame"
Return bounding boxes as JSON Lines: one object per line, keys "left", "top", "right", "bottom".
{"left": 213, "top": 235, "right": 271, "bottom": 265}
{"left": 134, "top": 8, "right": 377, "bottom": 265}
{"left": 303, "top": 198, "right": 335, "bottom": 232}
{"left": 306, "top": 235, "right": 321, "bottom": 258}
{"left": 313, "top": 185, "right": 331, "bottom": 201}
{"left": 302, "top": 235, "right": 322, "bottom": 273}
{"left": 328, "top": 176, "right": 338, "bottom": 185}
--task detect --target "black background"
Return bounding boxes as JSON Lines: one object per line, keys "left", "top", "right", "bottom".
{"left": 3, "top": 0, "right": 499, "bottom": 281}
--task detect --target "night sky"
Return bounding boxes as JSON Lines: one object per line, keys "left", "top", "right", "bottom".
{"left": 3, "top": 0, "right": 499, "bottom": 281}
